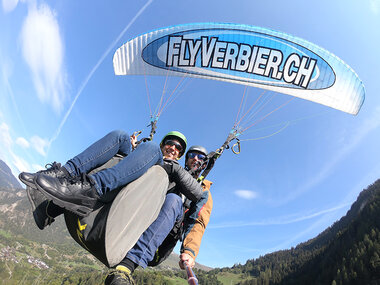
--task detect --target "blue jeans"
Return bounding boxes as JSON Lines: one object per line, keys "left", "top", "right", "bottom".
{"left": 63, "top": 130, "right": 163, "bottom": 195}
{"left": 126, "top": 193, "right": 183, "bottom": 268}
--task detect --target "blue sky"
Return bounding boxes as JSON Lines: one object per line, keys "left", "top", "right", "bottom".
{"left": 1, "top": 0, "right": 380, "bottom": 268}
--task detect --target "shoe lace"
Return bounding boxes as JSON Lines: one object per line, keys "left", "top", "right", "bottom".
{"left": 42, "top": 162, "right": 62, "bottom": 174}
{"left": 125, "top": 272, "right": 135, "bottom": 284}
{"left": 119, "top": 268, "right": 135, "bottom": 285}
{"left": 107, "top": 269, "right": 135, "bottom": 285}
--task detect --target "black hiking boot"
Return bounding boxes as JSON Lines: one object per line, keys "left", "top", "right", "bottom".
{"left": 34, "top": 173, "right": 100, "bottom": 217}
{"left": 19, "top": 162, "right": 69, "bottom": 188}
{"left": 104, "top": 266, "right": 135, "bottom": 285}
{"left": 26, "top": 186, "right": 64, "bottom": 230}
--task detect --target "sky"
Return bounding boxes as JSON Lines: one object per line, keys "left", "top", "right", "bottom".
{"left": 1, "top": 0, "right": 380, "bottom": 269}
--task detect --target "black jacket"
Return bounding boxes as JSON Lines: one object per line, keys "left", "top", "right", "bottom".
{"left": 163, "top": 159, "right": 202, "bottom": 202}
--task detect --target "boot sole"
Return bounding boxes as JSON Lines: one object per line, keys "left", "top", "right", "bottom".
{"left": 34, "top": 184, "right": 94, "bottom": 217}
{"left": 26, "top": 186, "right": 38, "bottom": 211}
{"left": 26, "top": 186, "right": 51, "bottom": 230}
{"left": 19, "top": 174, "right": 36, "bottom": 188}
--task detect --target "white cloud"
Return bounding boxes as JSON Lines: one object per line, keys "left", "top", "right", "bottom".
{"left": 2, "top": 56, "right": 28, "bottom": 132}
{"left": 274, "top": 106, "right": 380, "bottom": 206}
{"left": 235, "top": 190, "right": 258, "bottom": 200}
{"left": 48, "top": 0, "right": 154, "bottom": 146}
{"left": 30, "top": 135, "right": 49, "bottom": 156}
{"left": 21, "top": 3, "right": 67, "bottom": 113}
{"left": 2, "top": 0, "right": 19, "bottom": 13}
{"left": 1, "top": 55, "right": 13, "bottom": 82}
{"left": 209, "top": 203, "right": 349, "bottom": 229}
{"left": 0, "top": 122, "right": 13, "bottom": 149}
{"left": 0, "top": 122, "right": 31, "bottom": 173}
{"left": 16, "top": 137, "right": 30, "bottom": 148}
{"left": 32, "top": 164, "right": 44, "bottom": 172}
{"left": 370, "top": 0, "right": 380, "bottom": 14}
{"left": 11, "top": 154, "right": 30, "bottom": 173}
{"left": 0, "top": 123, "right": 50, "bottom": 173}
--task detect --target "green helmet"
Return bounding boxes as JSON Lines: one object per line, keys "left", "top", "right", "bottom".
{"left": 160, "top": 131, "right": 187, "bottom": 158}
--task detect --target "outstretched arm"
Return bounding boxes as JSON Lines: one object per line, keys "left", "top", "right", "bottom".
{"left": 181, "top": 181, "right": 213, "bottom": 261}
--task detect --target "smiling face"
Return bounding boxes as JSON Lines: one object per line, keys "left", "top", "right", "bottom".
{"left": 185, "top": 151, "right": 207, "bottom": 170}
{"left": 161, "top": 139, "right": 182, "bottom": 160}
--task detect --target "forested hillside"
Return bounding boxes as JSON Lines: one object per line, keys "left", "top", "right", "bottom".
{"left": 0, "top": 160, "right": 212, "bottom": 284}
{"left": 0, "top": 158, "right": 379, "bottom": 284}
{"left": 207, "top": 179, "right": 380, "bottom": 285}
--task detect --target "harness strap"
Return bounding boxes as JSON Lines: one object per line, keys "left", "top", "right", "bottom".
{"left": 198, "top": 129, "right": 241, "bottom": 181}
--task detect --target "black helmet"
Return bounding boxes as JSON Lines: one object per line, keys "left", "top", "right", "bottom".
{"left": 185, "top": 145, "right": 208, "bottom": 174}
{"left": 186, "top": 145, "right": 208, "bottom": 160}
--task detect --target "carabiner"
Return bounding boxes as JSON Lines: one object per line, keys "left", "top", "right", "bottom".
{"left": 231, "top": 139, "right": 241, "bottom": 154}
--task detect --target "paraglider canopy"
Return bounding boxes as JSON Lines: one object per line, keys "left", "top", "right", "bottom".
{"left": 113, "top": 22, "right": 365, "bottom": 115}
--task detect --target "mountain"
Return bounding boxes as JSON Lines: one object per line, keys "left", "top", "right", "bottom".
{"left": 0, "top": 159, "right": 212, "bottom": 284}
{"left": 0, "top": 159, "right": 21, "bottom": 189}
{"left": 204, "top": 179, "right": 380, "bottom": 285}
{"left": 2, "top": 157, "right": 379, "bottom": 285}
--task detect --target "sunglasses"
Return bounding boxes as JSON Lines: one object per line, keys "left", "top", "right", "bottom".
{"left": 164, "top": 139, "right": 183, "bottom": 152}
{"left": 187, "top": 152, "right": 206, "bottom": 161}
